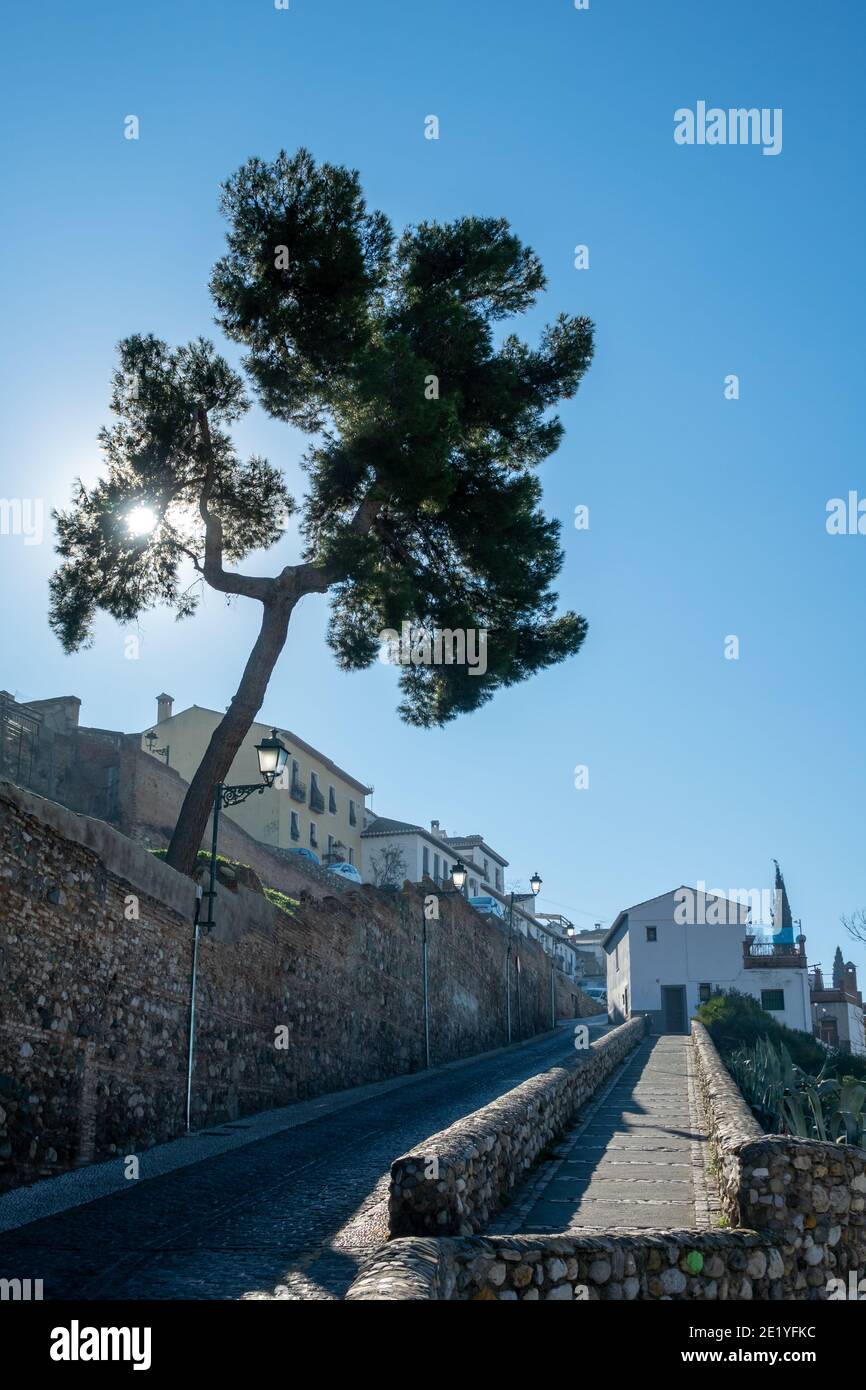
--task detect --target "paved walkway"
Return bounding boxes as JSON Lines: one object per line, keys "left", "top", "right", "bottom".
{"left": 0, "top": 1018, "right": 607, "bottom": 1302}
{"left": 491, "top": 1034, "right": 718, "bottom": 1234}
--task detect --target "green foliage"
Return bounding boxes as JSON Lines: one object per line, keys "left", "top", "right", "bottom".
{"left": 50, "top": 336, "right": 294, "bottom": 652}
{"left": 697, "top": 990, "right": 866, "bottom": 1142}
{"left": 211, "top": 148, "right": 595, "bottom": 725}
{"left": 148, "top": 847, "right": 239, "bottom": 868}
{"left": 262, "top": 887, "right": 299, "bottom": 917}
{"left": 147, "top": 848, "right": 298, "bottom": 916}
{"left": 728, "top": 1035, "right": 866, "bottom": 1146}
{"left": 51, "top": 148, "right": 595, "bottom": 728}
{"left": 696, "top": 989, "right": 866, "bottom": 1080}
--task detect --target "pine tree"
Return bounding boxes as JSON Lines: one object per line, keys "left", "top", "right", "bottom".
{"left": 50, "top": 150, "right": 595, "bottom": 875}
{"left": 833, "top": 945, "right": 845, "bottom": 989}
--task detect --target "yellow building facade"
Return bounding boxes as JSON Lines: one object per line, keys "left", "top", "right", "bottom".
{"left": 142, "top": 702, "right": 370, "bottom": 867}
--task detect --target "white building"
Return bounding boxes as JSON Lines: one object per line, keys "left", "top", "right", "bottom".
{"left": 361, "top": 815, "right": 486, "bottom": 894}
{"left": 564, "top": 926, "right": 607, "bottom": 989}
{"left": 361, "top": 815, "right": 581, "bottom": 979}
{"left": 604, "top": 886, "right": 812, "bottom": 1035}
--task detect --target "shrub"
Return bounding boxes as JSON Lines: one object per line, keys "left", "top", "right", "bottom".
{"left": 696, "top": 989, "right": 866, "bottom": 1085}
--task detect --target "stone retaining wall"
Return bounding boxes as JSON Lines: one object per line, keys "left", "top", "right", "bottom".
{"left": 389, "top": 1017, "right": 645, "bottom": 1237}
{"left": 693, "top": 1020, "right": 866, "bottom": 1296}
{"left": 346, "top": 1230, "right": 788, "bottom": 1301}
{"left": 0, "top": 780, "right": 591, "bottom": 1193}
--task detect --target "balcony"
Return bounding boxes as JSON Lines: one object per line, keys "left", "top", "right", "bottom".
{"left": 743, "top": 937, "right": 807, "bottom": 970}
{"left": 309, "top": 786, "right": 325, "bottom": 814}
{"left": 290, "top": 777, "right": 307, "bottom": 804}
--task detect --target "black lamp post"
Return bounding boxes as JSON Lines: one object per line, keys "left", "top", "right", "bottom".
{"left": 507, "top": 872, "right": 543, "bottom": 1044}
{"left": 198, "top": 729, "right": 289, "bottom": 930}
{"left": 145, "top": 729, "right": 170, "bottom": 765}
{"left": 419, "top": 859, "right": 468, "bottom": 1069}
{"left": 185, "top": 728, "right": 288, "bottom": 1132}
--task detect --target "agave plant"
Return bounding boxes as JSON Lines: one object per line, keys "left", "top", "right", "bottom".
{"left": 728, "top": 1038, "right": 866, "bottom": 1146}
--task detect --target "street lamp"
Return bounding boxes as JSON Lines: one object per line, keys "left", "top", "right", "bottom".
{"left": 186, "top": 728, "right": 288, "bottom": 1132}
{"left": 506, "top": 871, "right": 543, "bottom": 1045}
{"left": 145, "top": 729, "right": 170, "bottom": 765}
{"left": 418, "top": 859, "right": 469, "bottom": 1071}
{"left": 200, "top": 729, "right": 289, "bottom": 928}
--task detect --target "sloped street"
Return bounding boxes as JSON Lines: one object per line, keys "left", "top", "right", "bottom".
{"left": 0, "top": 1019, "right": 607, "bottom": 1302}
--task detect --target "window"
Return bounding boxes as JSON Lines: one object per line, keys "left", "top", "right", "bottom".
{"left": 310, "top": 821, "right": 318, "bottom": 849}
{"left": 483, "top": 858, "right": 489, "bottom": 878}
{"left": 309, "top": 772, "right": 324, "bottom": 813}
{"left": 327, "top": 834, "right": 335, "bottom": 860}
{"left": 329, "top": 785, "right": 337, "bottom": 814}
{"left": 471, "top": 879, "right": 478, "bottom": 895}
{"left": 290, "top": 812, "right": 300, "bottom": 841}
{"left": 646, "top": 926, "right": 657, "bottom": 942}
{"left": 698, "top": 982, "right": 712, "bottom": 1003}
{"left": 348, "top": 847, "right": 354, "bottom": 865}
{"left": 433, "top": 853, "right": 440, "bottom": 881}
{"left": 349, "top": 799, "right": 357, "bottom": 827}
{"left": 761, "top": 989, "right": 785, "bottom": 1013}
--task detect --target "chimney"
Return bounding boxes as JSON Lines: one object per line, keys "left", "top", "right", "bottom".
{"left": 156, "top": 693, "right": 173, "bottom": 724}
{"left": 431, "top": 819, "right": 440, "bottom": 833}
{"left": 844, "top": 962, "right": 859, "bottom": 995}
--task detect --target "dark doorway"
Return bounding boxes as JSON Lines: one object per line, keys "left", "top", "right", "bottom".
{"left": 661, "top": 985, "right": 687, "bottom": 1034}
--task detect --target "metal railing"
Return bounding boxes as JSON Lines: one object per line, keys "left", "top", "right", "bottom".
{"left": 743, "top": 939, "right": 806, "bottom": 968}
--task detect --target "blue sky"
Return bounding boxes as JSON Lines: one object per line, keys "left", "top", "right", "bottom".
{"left": 1, "top": 0, "right": 864, "bottom": 976}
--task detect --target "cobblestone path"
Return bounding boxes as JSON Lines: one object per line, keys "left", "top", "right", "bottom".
{"left": 491, "top": 1034, "right": 719, "bottom": 1234}
{"left": 0, "top": 1022, "right": 600, "bottom": 1302}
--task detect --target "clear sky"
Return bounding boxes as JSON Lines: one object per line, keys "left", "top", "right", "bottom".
{"left": 1, "top": 0, "right": 864, "bottom": 977}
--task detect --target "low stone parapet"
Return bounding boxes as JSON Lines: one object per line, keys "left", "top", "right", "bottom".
{"left": 389, "top": 1016, "right": 645, "bottom": 1237}
{"left": 692, "top": 1020, "right": 866, "bottom": 1296}
{"left": 346, "top": 1229, "right": 788, "bottom": 1301}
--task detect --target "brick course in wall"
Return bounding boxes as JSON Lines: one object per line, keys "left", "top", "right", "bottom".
{"left": 0, "top": 781, "right": 590, "bottom": 1193}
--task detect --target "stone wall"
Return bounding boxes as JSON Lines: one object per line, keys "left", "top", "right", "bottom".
{"left": 0, "top": 781, "right": 590, "bottom": 1193}
{"left": 346, "top": 1230, "right": 788, "bottom": 1301}
{"left": 389, "top": 1017, "right": 645, "bottom": 1237}
{"left": 693, "top": 1020, "right": 866, "bottom": 1296}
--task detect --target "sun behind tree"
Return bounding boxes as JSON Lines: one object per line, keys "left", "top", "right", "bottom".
{"left": 50, "top": 148, "right": 595, "bottom": 876}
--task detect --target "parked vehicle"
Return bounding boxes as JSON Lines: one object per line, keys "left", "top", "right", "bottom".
{"left": 583, "top": 986, "right": 607, "bottom": 1004}
{"left": 327, "top": 861, "right": 362, "bottom": 884}
{"left": 286, "top": 847, "right": 320, "bottom": 866}
{"left": 469, "top": 895, "right": 507, "bottom": 921}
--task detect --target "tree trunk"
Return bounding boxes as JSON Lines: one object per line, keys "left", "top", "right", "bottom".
{"left": 165, "top": 594, "right": 295, "bottom": 876}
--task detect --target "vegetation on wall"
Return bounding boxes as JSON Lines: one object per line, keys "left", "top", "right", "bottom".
{"left": 697, "top": 990, "right": 866, "bottom": 1142}
{"left": 147, "top": 846, "right": 299, "bottom": 917}
{"left": 728, "top": 1036, "right": 865, "bottom": 1145}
